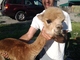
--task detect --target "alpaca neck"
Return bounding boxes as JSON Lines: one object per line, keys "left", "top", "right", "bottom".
{"left": 30, "top": 32, "right": 47, "bottom": 55}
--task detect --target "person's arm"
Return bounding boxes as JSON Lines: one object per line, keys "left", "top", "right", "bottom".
{"left": 19, "top": 26, "right": 37, "bottom": 41}
{"left": 20, "top": 26, "right": 52, "bottom": 41}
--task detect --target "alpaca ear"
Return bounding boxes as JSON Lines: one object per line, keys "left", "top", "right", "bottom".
{"left": 37, "top": 14, "right": 44, "bottom": 21}
{"left": 57, "top": 13, "right": 65, "bottom": 22}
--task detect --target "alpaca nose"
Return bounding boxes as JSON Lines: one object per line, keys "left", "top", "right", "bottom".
{"left": 56, "top": 24, "right": 63, "bottom": 29}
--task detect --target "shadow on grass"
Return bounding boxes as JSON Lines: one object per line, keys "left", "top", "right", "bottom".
{"left": 0, "top": 21, "right": 40, "bottom": 40}
{"left": 65, "top": 37, "right": 80, "bottom": 60}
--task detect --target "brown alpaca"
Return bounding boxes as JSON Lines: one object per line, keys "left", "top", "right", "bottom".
{"left": 0, "top": 7, "right": 65, "bottom": 60}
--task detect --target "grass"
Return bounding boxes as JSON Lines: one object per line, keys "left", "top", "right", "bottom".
{"left": 0, "top": 22, "right": 80, "bottom": 60}
{"left": 0, "top": 21, "right": 40, "bottom": 40}
{"left": 71, "top": 22, "right": 80, "bottom": 39}
{"left": 0, "top": 23, "right": 30, "bottom": 39}
{"left": 0, "top": 22, "right": 80, "bottom": 39}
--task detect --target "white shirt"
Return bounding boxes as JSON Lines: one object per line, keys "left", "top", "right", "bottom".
{"left": 31, "top": 10, "right": 72, "bottom": 60}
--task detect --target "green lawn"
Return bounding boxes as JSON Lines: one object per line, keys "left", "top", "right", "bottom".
{"left": 71, "top": 22, "right": 80, "bottom": 39}
{"left": 0, "top": 22, "right": 80, "bottom": 39}
{"left": 0, "top": 22, "right": 40, "bottom": 40}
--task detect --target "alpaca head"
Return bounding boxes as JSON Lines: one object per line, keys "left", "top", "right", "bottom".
{"left": 38, "top": 7, "right": 65, "bottom": 38}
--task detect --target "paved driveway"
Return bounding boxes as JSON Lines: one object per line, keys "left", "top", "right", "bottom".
{"left": 0, "top": 11, "right": 80, "bottom": 25}
{"left": 0, "top": 15, "right": 32, "bottom": 24}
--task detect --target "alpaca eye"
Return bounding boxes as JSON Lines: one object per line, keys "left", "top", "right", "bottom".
{"left": 46, "top": 19, "right": 52, "bottom": 24}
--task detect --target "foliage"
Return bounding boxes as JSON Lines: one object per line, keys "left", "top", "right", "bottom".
{"left": 0, "top": 22, "right": 40, "bottom": 40}
{"left": 71, "top": 22, "right": 80, "bottom": 39}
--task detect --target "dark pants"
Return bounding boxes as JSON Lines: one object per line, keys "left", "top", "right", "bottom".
{"left": 65, "top": 32, "right": 71, "bottom": 55}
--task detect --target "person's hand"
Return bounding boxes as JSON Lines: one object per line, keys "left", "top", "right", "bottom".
{"left": 0, "top": 52, "right": 9, "bottom": 59}
{"left": 41, "top": 27, "right": 52, "bottom": 40}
